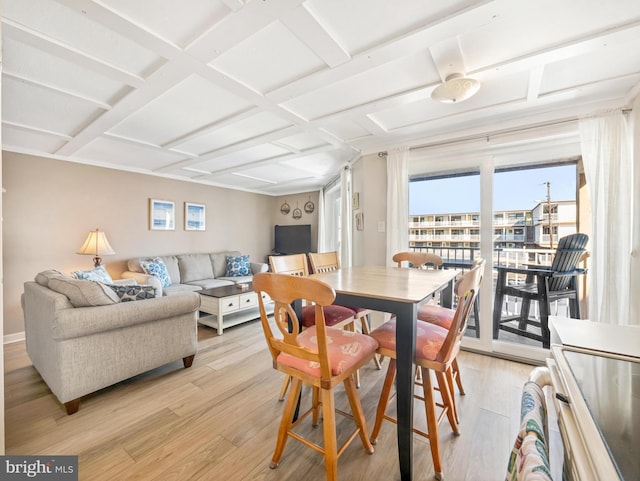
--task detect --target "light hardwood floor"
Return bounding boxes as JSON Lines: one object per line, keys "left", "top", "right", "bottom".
{"left": 4, "top": 321, "right": 563, "bottom": 481}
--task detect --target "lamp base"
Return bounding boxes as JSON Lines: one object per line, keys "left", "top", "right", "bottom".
{"left": 93, "top": 256, "right": 103, "bottom": 268}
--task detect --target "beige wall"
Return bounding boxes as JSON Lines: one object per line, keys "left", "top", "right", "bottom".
{"left": 2, "top": 152, "right": 321, "bottom": 336}
{"left": 271, "top": 191, "right": 320, "bottom": 253}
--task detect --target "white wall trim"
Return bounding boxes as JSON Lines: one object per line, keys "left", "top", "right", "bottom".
{"left": 4, "top": 331, "right": 25, "bottom": 344}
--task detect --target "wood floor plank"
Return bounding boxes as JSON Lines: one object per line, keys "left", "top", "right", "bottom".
{"left": 4, "top": 321, "right": 562, "bottom": 481}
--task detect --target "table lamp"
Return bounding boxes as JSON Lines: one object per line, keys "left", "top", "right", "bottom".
{"left": 77, "top": 228, "right": 115, "bottom": 267}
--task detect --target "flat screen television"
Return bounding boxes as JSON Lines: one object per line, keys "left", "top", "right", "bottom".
{"left": 274, "top": 224, "right": 311, "bottom": 254}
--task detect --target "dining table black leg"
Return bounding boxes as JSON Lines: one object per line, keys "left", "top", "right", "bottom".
{"left": 394, "top": 302, "right": 417, "bottom": 481}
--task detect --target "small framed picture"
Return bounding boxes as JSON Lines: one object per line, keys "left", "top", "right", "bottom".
{"left": 356, "top": 212, "right": 364, "bottom": 231}
{"left": 185, "top": 202, "right": 206, "bottom": 231}
{"left": 149, "top": 199, "right": 175, "bottom": 230}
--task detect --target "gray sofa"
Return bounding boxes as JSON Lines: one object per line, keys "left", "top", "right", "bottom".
{"left": 22, "top": 271, "right": 201, "bottom": 414}
{"left": 121, "top": 251, "right": 269, "bottom": 296}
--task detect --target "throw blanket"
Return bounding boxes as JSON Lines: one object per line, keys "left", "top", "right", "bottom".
{"left": 505, "top": 381, "right": 553, "bottom": 481}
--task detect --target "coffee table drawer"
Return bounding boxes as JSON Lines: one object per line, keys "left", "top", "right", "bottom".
{"left": 240, "top": 292, "right": 258, "bottom": 309}
{"left": 220, "top": 296, "right": 240, "bottom": 313}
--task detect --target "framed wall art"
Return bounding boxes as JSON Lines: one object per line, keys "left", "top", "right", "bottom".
{"left": 185, "top": 202, "right": 206, "bottom": 231}
{"left": 149, "top": 199, "right": 175, "bottom": 230}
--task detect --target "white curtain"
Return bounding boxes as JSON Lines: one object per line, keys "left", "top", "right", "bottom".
{"left": 386, "top": 147, "right": 409, "bottom": 266}
{"left": 579, "top": 109, "right": 635, "bottom": 325}
{"left": 316, "top": 188, "right": 327, "bottom": 253}
{"left": 340, "top": 167, "right": 353, "bottom": 267}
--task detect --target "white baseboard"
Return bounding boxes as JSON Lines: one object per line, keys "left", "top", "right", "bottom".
{"left": 4, "top": 331, "right": 25, "bottom": 344}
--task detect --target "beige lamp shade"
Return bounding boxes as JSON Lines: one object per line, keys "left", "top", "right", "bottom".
{"left": 77, "top": 229, "right": 115, "bottom": 267}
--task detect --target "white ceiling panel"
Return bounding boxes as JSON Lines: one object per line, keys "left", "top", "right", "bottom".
{"left": 210, "top": 20, "right": 326, "bottom": 94}
{"left": 4, "top": 0, "right": 162, "bottom": 78}
{"left": 305, "top": 0, "right": 476, "bottom": 55}
{"left": 175, "top": 112, "right": 292, "bottom": 155}
{"left": 2, "top": 124, "right": 68, "bottom": 153}
{"left": 108, "top": 74, "right": 252, "bottom": 146}
{"left": 276, "top": 132, "right": 328, "bottom": 151}
{"left": 2, "top": 76, "right": 105, "bottom": 135}
{"left": 281, "top": 51, "right": 440, "bottom": 120}
{"left": 73, "top": 137, "right": 188, "bottom": 171}
{"left": 3, "top": 37, "right": 129, "bottom": 106}
{"left": 3, "top": 0, "right": 639, "bottom": 196}
{"left": 99, "top": 0, "right": 231, "bottom": 48}
{"left": 191, "top": 143, "right": 292, "bottom": 173}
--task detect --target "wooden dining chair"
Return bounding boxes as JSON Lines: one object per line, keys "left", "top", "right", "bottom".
{"left": 308, "top": 251, "right": 382, "bottom": 373}
{"left": 418, "top": 258, "right": 486, "bottom": 397}
{"left": 368, "top": 263, "right": 483, "bottom": 481}
{"left": 392, "top": 251, "right": 443, "bottom": 270}
{"left": 253, "top": 273, "right": 378, "bottom": 481}
{"left": 269, "top": 254, "right": 356, "bottom": 400}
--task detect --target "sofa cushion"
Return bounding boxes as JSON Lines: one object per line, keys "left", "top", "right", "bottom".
{"left": 210, "top": 251, "right": 241, "bottom": 278}
{"left": 225, "top": 255, "right": 250, "bottom": 276}
{"left": 162, "top": 283, "right": 203, "bottom": 296}
{"left": 48, "top": 278, "right": 120, "bottom": 307}
{"left": 107, "top": 284, "right": 157, "bottom": 302}
{"left": 179, "top": 254, "right": 214, "bottom": 282}
{"left": 141, "top": 258, "right": 172, "bottom": 288}
{"left": 35, "top": 270, "right": 72, "bottom": 287}
{"left": 71, "top": 265, "right": 113, "bottom": 284}
{"left": 185, "top": 278, "right": 234, "bottom": 289}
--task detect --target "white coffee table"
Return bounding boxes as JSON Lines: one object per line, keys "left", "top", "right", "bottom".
{"left": 198, "top": 282, "right": 272, "bottom": 335}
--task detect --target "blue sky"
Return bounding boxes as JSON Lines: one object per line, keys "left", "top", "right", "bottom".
{"left": 409, "top": 164, "right": 577, "bottom": 215}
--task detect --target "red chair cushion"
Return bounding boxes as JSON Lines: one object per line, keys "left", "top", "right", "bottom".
{"left": 369, "top": 318, "right": 448, "bottom": 361}
{"left": 301, "top": 304, "right": 355, "bottom": 328}
{"left": 418, "top": 304, "right": 455, "bottom": 330}
{"left": 277, "top": 326, "right": 379, "bottom": 377}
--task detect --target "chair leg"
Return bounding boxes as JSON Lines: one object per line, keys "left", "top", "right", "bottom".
{"left": 278, "top": 375, "right": 291, "bottom": 401}
{"left": 445, "top": 366, "right": 459, "bottom": 425}
{"left": 343, "top": 375, "right": 375, "bottom": 454}
{"left": 436, "top": 369, "right": 459, "bottom": 435}
{"left": 360, "top": 314, "right": 382, "bottom": 370}
{"left": 371, "top": 358, "right": 396, "bottom": 444}
{"left": 312, "top": 386, "right": 321, "bottom": 427}
{"left": 421, "top": 367, "right": 443, "bottom": 481}
{"left": 270, "top": 378, "right": 302, "bottom": 469}
{"left": 452, "top": 358, "right": 465, "bottom": 395}
{"left": 321, "top": 387, "right": 338, "bottom": 481}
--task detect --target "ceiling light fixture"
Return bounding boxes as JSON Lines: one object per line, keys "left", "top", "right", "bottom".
{"left": 431, "top": 73, "right": 481, "bottom": 103}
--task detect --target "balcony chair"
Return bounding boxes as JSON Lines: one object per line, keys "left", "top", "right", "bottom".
{"left": 493, "top": 233, "right": 588, "bottom": 349}
{"left": 392, "top": 251, "right": 443, "bottom": 270}
{"left": 368, "top": 263, "right": 483, "bottom": 481}
{"left": 268, "top": 254, "right": 356, "bottom": 400}
{"left": 308, "top": 251, "right": 382, "bottom": 374}
{"left": 253, "top": 273, "right": 378, "bottom": 481}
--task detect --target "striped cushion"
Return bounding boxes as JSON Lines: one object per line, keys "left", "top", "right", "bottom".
{"left": 418, "top": 304, "right": 455, "bottom": 329}
{"left": 369, "top": 318, "right": 449, "bottom": 361}
{"left": 301, "top": 304, "right": 355, "bottom": 328}
{"left": 277, "top": 326, "right": 379, "bottom": 377}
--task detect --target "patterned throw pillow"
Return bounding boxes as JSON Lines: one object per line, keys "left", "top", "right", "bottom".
{"left": 226, "top": 254, "right": 250, "bottom": 276}
{"left": 140, "top": 257, "right": 172, "bottom": 288}
{"left": 71, "top": 265, "right": 113, "bottom": 284}
{"left": 107, "top": 284, "right": 156, "bottom": 302}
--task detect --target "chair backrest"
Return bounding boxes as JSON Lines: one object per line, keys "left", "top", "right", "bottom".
{"left": 254, "top": 272, "right": 335, "bottom": 380}
{"left": 548, "top": 233, "right": 588, "bottom": 291}
{"left": 308, "top": 251, "right": 340, "bottom": 274}
{"left": 269, "top": 254, "right": 309, "bottom": 276}
{"left": 392, "top": 251, "right": 443, "bottom": 269}
{"left": 436, "top": 258, "right": 485, "bottom": 364}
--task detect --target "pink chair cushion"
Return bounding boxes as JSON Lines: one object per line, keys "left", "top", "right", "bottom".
{"left": 277, "top": 326, "right": 379, "bottom": 377}
{"left": 418, "top": 304, "right": 455, "bottom": 329}
{"left": 301, "top": 304, "right": 355, "bottom": 328}
{"left": 369, "top": 318, "right": 449, "bottom": 361}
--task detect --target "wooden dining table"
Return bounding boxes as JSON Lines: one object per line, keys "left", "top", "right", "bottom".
{"left": 309, "top": 265, "right": 459, "bottom": 481}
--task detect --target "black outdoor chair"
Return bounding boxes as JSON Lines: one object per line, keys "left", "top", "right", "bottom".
{"left": 492, "top": 233, "right": 588, "bottom": 348}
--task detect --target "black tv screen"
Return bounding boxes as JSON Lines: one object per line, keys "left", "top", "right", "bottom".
{"left": 274, "top": 224, "right": 311, "bottom": 254}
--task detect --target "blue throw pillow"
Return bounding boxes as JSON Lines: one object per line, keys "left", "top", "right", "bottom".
{"left": 226, "top": 255, "right": 250, "bottom": 277}
{"left": 141, "top": 257, "right": 172, "bottom": 288}
{"left": 107, "top": 284, "right": 157, "bottom": 302}
{"left": 72, "top": 265, "right": 113, "bottom": 284}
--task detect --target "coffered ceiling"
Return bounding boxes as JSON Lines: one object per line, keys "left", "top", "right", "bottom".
{"left": 3, "top": 0, "right": 639, "bottom": 195}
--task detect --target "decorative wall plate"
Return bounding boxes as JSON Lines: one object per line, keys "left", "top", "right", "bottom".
{"left": 304, "top": 199, "right": 315, "bottom": 213}
{"left": 292, "top": 207, "right": 302, "bottom": 219}
{"left": 280, "top": 202, "right": 290, "bottom": 215}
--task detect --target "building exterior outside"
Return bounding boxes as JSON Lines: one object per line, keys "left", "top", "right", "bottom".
{"left": 409, "top": 200, "right": 577, "bottom": 252}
